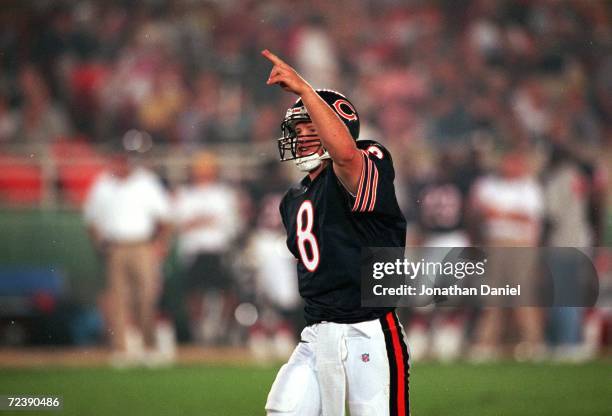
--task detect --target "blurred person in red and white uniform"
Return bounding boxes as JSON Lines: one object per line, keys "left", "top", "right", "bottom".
{"left": 173, "top": 152, "right": 244, "bottom": 344}
{"left": 469, "top": 149, "right": 545, "bottom": 361}
{"left": 84, "top": 148, "right": 172, "bottom": 366}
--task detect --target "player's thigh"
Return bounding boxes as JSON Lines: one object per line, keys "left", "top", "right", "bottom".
{"left": 265, "top": 342, "right": 321, "bottom": 416}
{"left": 346, "top": 317, "right": 410, "bottom": 416}
{"left": 344, "top": 332, "right": 390, "bottom": 416}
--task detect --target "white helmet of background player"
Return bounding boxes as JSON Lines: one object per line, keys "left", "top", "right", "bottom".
{"left": 278, "top": 89, "right": 360, "bottom": 172}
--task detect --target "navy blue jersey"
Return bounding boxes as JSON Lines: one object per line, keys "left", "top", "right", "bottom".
{"left": 280, "top": 140, "right": 407, "bottom": 325}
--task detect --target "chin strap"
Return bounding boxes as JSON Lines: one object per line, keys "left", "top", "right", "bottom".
{"left": 294, "top": 150, "right": 330, "bottom": 172}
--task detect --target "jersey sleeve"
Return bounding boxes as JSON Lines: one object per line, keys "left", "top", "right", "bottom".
{"left": 349, "top": 143, "right": 398, "bottom": 216}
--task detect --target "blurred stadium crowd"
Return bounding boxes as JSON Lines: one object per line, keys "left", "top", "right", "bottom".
{"left": 0, "top": 0, "right": 610, "bottom": 364}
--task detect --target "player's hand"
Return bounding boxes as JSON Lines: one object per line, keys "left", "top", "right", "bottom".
{"left": 261, "top": 49, "right": 312, "bottom": 96}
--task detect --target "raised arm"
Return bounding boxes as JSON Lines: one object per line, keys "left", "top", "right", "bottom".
{"left": 262, "top": 49, "right": 363, "bottom": 193}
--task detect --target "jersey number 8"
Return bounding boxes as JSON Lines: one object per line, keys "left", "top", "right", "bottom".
{"left": 296, "top": 200, "right": 320, "bottom": 272}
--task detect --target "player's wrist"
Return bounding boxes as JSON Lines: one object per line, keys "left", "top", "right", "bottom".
{"left": 298, "top": 85, "right": 317, "bottom": 100}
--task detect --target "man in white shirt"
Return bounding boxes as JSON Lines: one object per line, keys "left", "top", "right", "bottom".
{"left": 84, "top": 151, "right": 171, "bottom": 363}
{"left": 173, "top": 152, "right": 243, "bottom": 344}
{"left": 469, "top": 150, "right": 545, "bottom": 360}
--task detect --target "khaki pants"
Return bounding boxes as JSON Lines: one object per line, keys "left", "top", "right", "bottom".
{"left": 106, "top": 242, "right": 159, "bottom": 351}
{"left": 475, "top": 248, "right": 543, "bottom": 348}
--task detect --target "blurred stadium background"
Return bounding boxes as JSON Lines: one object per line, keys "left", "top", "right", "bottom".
{"left": 0, "top": 0, "right": 611, "bottom": 414}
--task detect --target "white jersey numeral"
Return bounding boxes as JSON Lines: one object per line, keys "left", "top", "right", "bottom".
{"left": 296, "top": 200, "right": 320, "bottom": 272}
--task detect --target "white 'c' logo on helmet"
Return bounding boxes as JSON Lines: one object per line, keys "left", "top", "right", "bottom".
{"left": 333, "top": 99, "right": 357, "bottom": 122}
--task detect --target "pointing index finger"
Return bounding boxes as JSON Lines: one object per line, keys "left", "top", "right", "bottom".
{"left": 261, "top": 49, "right": 286, "bottom": 66}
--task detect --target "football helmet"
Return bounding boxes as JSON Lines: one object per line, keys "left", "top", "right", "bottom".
{"left": 278, "top": 89, "right": 360, "bottom": 172}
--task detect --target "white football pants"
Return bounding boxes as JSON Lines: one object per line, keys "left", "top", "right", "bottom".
{"left": 265, "top": 311, "right": 410, "bottom": 416}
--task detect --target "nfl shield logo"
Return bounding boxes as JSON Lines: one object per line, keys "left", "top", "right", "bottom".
{"left": 361, "top": 353, "right": 370, "bottom": 362}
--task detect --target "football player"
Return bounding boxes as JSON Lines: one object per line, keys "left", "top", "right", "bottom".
{"left": 262, "top": 49, "right": 409, "bottom": 416}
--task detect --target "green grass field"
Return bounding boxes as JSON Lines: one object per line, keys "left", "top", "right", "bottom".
{"left": 0, "top": 361, "right": 610, "bottom": 416}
